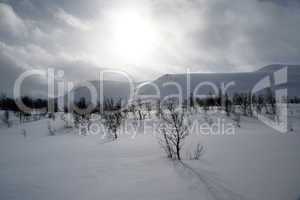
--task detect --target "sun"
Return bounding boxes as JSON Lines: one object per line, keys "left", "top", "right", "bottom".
{"left": 110, "top": 9, "right": 159, "bottom": 64}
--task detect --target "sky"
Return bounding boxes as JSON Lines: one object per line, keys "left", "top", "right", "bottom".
{"left": 0, "top": 0, "right": 300, "bottom": 84}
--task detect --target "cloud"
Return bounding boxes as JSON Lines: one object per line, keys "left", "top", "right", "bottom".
{"left": 0, "top": 3, "right": 26, "bottom": 41}
{"left": 150, "top": 0, "right": 300, "bottom": 72}
{"left": 0, "top": 50, "right": 35, "bottom": 97}
{"left": 0, "top": 0, "right": 300, "bottom": 87}
{"left": 258, "top": 0, "right": 300, "bottom": 7}
{"left": 54, "top": 8, "right": 92, "bottom": 31}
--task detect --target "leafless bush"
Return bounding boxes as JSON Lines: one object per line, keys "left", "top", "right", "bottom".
{"left": 232, "top": 111, "right": 241, "bottom": 128}
{"left": 159, "top": 102, "right": 189, "bottom": 160}
{"left": 102, "top": 98, "right": 126, "bottom": 140}
{"left": 145, "top": 102, "right": 152, "bottom": 119}
{"left": 48, "top": 120, "right": 55, "bottom": 136}
{"left": 73, "top": 113, "right": 81, "bottom": 128}
{"left": 187, "top": 143, "right": 204, "bottom": 160}
{"left": 158, "top": 123, "right": 174, "bottom": 159}
{"left": 203, "top": 112, "right": 213, "bottom": 127}
{"left": 21, "top": 129, "right": 27, "bottom": 138}
{"left": 61, "top": 113, "right": 74, "bottom": 128}
{"left": 1, "top": 110, "right": 11, "bottom": 127}
{"left": 136, "top": 99, "right": 147, "bottom": 120}
{"left": 155, "top": 100, "right": 163, "bottom": 119}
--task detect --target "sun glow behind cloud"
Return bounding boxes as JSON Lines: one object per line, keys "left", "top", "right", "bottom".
{"left": 108, "top": 8, "right": 161, "bottom": 65}
{"left": 1, "top": 0, "right": 300, "bottom": 82}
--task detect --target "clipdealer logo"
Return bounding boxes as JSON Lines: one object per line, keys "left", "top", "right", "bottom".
{"left": 251, "top": 67, "right": 288, "bottom": 133}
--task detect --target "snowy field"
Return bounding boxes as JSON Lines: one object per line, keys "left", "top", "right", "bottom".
{"left": 0, "top": 106, "right": 300, "bottom": 200}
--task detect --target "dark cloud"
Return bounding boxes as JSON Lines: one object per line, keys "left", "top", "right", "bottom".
{"left": 51, "top": 60, "right": 105, "bottom": 82}
{"left": 153, "top": 0, "right": 300, "bottom": 72}
{"left": 0, "top": 51, "right": 47, "bottom": 97}
{"left": 0, "top": 0, "right": 299, "bottom": 90}
{"left": 0, "top": 52, "right": 26, "bottom": 92}
{"left": 258, "top": 0, "right": 300, "bottom": 7}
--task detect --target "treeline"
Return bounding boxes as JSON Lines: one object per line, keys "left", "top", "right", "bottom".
{"left": 0, "top": 94, "right": 48, "bottom": 112}
{"left": 1, "top": 92, "right": 300, "bottom": 114}
{"left": 186, "top": 89, "right": 300, "bottom": 117}
{"left": 0, "top": 94, "right": 51, "bottom": 126}
{"left": 289, "top": 96, "right": 300, "bottom": 104}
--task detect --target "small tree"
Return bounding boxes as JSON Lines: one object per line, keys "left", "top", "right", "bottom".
{"left": 203, "top": 98, "right": 209, "bottom": 113}
{"left": 102, "top": 98, "right": 125, "bottom": 140}
{"left": 158, "top": 122, "right": 174, "bottom": 159}
{"left": 145, "top": 102, "right": 152, "bottom": 119}
{"left": 160, "top": 102, "right": 189, "bottom": 160}
{"left": 129, "top": 104, "right": 136, "bottom": 117}
{"left": 187, "top": 143, "right": 204, "bottom": 160}
{"left": 288, "top": 104, "right": 294, "bottom": 132}
{"left": 48, "top": 120, "right": 55, "bottom": 136}
{"left": 247, "top": 92, "right": 254, "bottom": 117}
{"left": 265, "top": 88, "right": 276, "bottom": 116}
{"left": 136, "top": 99, "right": 147, "bottom": 120}
{"left": 189, "top": 92, "right": 195, "bottom": 111}
{"left": 224, "top": 93, "right": 231, "bottom": 117}
{"left": 21, "top": 129, "right": 27, "bottom": 138}
{"left": 232, "top": 110, "right": 241, "bottom": 128}
{"left": 241, "top": 93, "right": 248, "bottom": 116}
{"left": 2, "top": 110, "right": 11, "bottom": 127}
{"left": 73, "top": 112, "right": 81, "bottom": 128}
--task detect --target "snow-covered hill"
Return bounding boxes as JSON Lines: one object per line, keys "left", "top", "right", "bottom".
{"left": 138, "top": 65, "right": 300, "bottom": 99}
{"left": 2, "top": 65, "right": 299, "bottom": 102}
{"left": 63, "top": 65, "right": 300, "bottom": 106}
{"left": 66, "top": 80, "right": 134, "bottom": 103}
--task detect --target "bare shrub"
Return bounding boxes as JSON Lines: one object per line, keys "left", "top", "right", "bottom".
{"left": 102, "top": 98, "right": 126, "bottom": 140}
{"left": 232, "top": 111, "right": 241, "bottom": 128}
{"left": 48, "top": 120, "right": 55, "bottom": 136}
{"left": 145, "top": 102, "right": 152, "bottom": 119}
{"left": 159, "top": 102, "right": 189, "bottom": 160}
{"left": 187, "top": 143, "right": 204, "bottom": 160}
{"left": 155, "top": 99, "right": 163, "bottom": 119}
{"left": 136, "top": 99, "right": 147, "bottom": 120}
{"left": 73, "top": 113, "right": 81, "bottom": 128}
{"left": 61, "top": 113, "right": 74, "bottom": 128}
{"left": 1, "top": 110, "right": 11, "bottom": 127}
{"left": 21, "top": 129, "right": 27, "bottom": 138}
{"left": 158, "top": 123, "right": 174, "bottom": 159}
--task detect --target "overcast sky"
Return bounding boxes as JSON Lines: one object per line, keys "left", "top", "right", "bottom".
{"left": 1, "top": 0, "right": 300, "bottom": 83}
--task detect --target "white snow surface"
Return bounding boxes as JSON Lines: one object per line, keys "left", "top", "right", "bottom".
{"left": 0, "top": 108, "right": 300, "bottom": 200}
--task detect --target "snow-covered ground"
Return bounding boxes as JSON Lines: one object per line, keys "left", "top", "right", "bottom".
{"left": 0, "top": 107, "right": 300, "bottom": 200}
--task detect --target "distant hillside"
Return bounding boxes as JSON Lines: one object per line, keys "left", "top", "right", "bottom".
{"left": 137, "top": 65, "right": 300, "bottom": 99}
{"left": 65, "top": 80, "right": 134, "bottom": 104}
{"left": 1, "top": 65, "right": 299, "bottom": 101}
